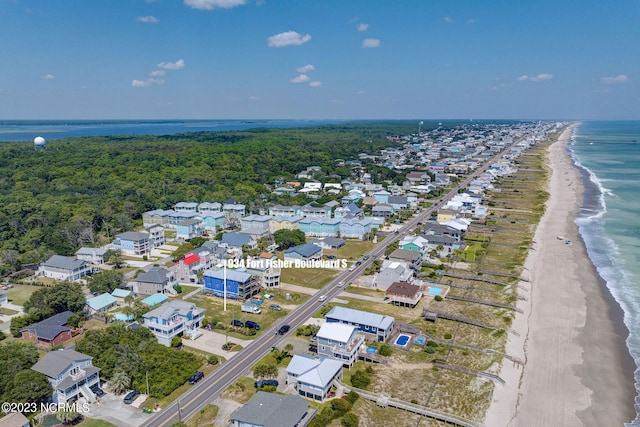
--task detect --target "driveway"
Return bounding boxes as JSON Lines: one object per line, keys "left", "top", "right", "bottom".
{"left": 181, "top": 329, "right": 253, "bottom": 359}
{"left": 0, "top": 302, "right": 24, "bottom": 332}
{"left": 84, "top": 391, "right": 153, "bottom": 427}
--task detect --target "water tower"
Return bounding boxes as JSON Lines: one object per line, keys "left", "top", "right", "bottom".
{"left": 34, "top": 136, "right": 46, "bottom": 151}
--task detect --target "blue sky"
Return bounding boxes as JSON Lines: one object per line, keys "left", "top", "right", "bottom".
{"left": 1, "top": 0, "right": 638, "bottom": 120}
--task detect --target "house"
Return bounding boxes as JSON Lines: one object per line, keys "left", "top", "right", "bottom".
{"left": 146, "top": 224, "right": 166, "bottom": 249}
{"left": 0, "top": 412, "right": 30, "bottom": 427}
{"left": 75, "top": 247, "right": 109, "bottom": 264}
{"left": 111, "top": 288, "right": 132, "bottom": 303}
{"left": 299, "top": 204, "right": 332, "bottom": 218}
{"left": 268, "top": 205, "right": 301, "bottom": 217}
{"left": 436, "top": 209, "right": 458, "bottom": 224}
{"left": 31, "top": 349, "right": 101, "bottom": 404}
{"left": 298, "top": 217, "right": 341, "bottom": 237}
{"left": 21, "top": 311, "right": 74, "bottom": 348}
{"left": 221, "top": 232, "right": 257, "bottom": 251}
{"left": 316, "top": 322, "right": 364, "bottom": 368}
{"left": 167, "top": 211, "right": 199, "bottom": 228}
{"left": 340, "top": 218, "right": 372, "bottom": 240}
{"left": 142, "top": 209, "right": 173, "bottom": 227}
{"left": 222, "top": 203, "right": 246, "bottom": 217}
{"left": 399, "top": 235, "right": 430, "bottom": 256}
{"left": 176, "top": 218, "right": 205, "bottom": 240}
{"left": 376, "top": 261, "right": 414, "bottom": 290}
{"left": 133, "top": 267, "right": 178, "bottom": 296}
{"left": 143, "top": 299, "right": 204, "bottom": 346}
{"left": 423, "top": 234, "right": 459, "bottom": 257}
{"left": 388, "top": 196, "right": 409, "bottom": 212}
{"left": 203, "top": 268, "right": 261, "bottom": 300}
{"left": 113, "top": 231, "right": 150, "bottom": 256}
{"left": 199, "top": 212, "right": 226, "bottom": 231}
{"left": 371, "top": 204, "right": 393, "bottom": 220}
{"left": 284, "top": 243, "right": 322, "bottom": 262}
{"left": 388, "top": 248, "right": 422, "bottom": 269}
{"left": 141, "top": 293, "right": 169, "bottom": 308}
{"left": 230, "top": 392, "right": 311, "bottom": 427}
{"left": 286, "top": 354, "right": 343, "bottom": 402}
{"left": 268, "top": 215, "right": 302, "bottom": 233}
{"left": 198, "top": 202, "right": 222, "bottom": 213}
{"left": 241, "top": 214, "right": 273, "bottom": 237}
{"left": 373, "top": 190, "right": 391, "bottom": 204}
{"left": 334, "top": 203, "right": 364, "bottom": 219}
{"left": 385, "top": 281, "right": 423, "bottom": 308}
{"left": 246, "top": 252, "right": 281, "bottom": 288}
{"left": 325, "top": 306, "right": 395, "bottom": 342}
{"left": 85, "top": 293, "right": 117, "bottom": 315}
{"left": 40, "top": 255, "right": 92, "bottom": 282}
{"left": 175, "top": 202, "right": 198, "bottom": 212}
{"left": 309, "top": 237, "right": 345, "bottom": 250}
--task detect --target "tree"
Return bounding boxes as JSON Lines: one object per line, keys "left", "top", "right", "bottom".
{"left": 57, "top": 407, "right": 82, "bottom": 425}
{"left": 171, "top": 242, "right": 195, "bottom": 262}
{"left": 273, "top": 229, "right": 306, "bottom": 250}
{"left": 110, "top": 370, "right": 131, "bottom": 395}
{"left": 23, "top": 281, "right": 85, "bottom": 318}
{"left": 171, "top": 336, "right": 183, "bottom": 348}
{"left": 253, "top": 363, "right": 278, "bottom": 379}
{"left": 87, "top": 270, "right": 124, "bottom": 294}
{"left": 105, "top": 249, "right": 124, "bottom": 269}
{"left": 3, "top": 370, "right": 52, "bottom": 408}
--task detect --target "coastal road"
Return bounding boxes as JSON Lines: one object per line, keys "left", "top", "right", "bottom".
{"left": 142, "top": 131, "right": 535, "bottom": 427}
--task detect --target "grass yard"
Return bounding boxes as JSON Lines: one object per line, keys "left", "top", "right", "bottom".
{"left": 186, "top": 404, "right": 219, "bottom": 427}
{"left": 78, "top": 419, "right": 119, "bottom": 427}
{"left": 280, "top": 268, "right": 339, "bottom": 289}
{"left": 0, "top": 307, "right": 18, "bottom": 316}
{"left": 221, "top": 376, "right": 257, "bottom": 404}
{"left": 323, "top": 240, "right": 377, "bottom": 261}
{"left": 6, "top": 284, "right": 43, "bottom": 306}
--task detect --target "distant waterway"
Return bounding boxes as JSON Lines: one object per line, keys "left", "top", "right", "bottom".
{"left": 0, "top": 119, "right": 342, "bottom": 142}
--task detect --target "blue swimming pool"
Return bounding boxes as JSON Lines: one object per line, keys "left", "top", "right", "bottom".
{"left": 366, "top": 347, "right": 377, "bottom": 354}
{"left": 394, "top": 334, "right": 411, "bottom": 347}
{"left": 415, "top": 336, "right": 426, "bottom": 345}
{"left": 114, "top": 313, "right": 134, "bottom": 321}
{"left": 427, "top": 287, "right": 442, "bottom": 296}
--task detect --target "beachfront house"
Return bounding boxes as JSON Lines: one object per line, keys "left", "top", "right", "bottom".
{"left": 385, "top": 281, "right": 423, "bottom": 308}
{"left": 325, "top": 306, "right": 395, "bottom": 342}
{"left": 230, "top": 392, "right": 311, "bottom": 427}
{"left": 286, "top": 354, "right": 344, "bottom": 402}
{"left": 315, "top": 322, "right": 364, "bottom": 368}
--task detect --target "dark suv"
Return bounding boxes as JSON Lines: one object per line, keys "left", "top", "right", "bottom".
{"left": 188, "top": 371, "right": 204, "bottom": 385}
{"left": 255, "top": 379, "right": 279, "bottom": 388}
{"left": 245, "top": 320, "right": 260, "bottom": 330}
{"left": 123, "top": 390, "right": 140, "bottom": 404}
{"left": 231, "top": 319, "right": 244, "bottom": 328}
{"left": 277, "top": 324, "right": 290, "bottom": 335}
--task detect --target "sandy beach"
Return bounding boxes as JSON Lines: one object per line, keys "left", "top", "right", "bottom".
{"left": 485, "top": 125, "right": 637, "bottom": 426}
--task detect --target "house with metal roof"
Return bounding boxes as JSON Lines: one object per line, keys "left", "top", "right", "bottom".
{"left": 39, "top": 255, "right": 92, "bottom": 282}
{"left": 268, "top": 215, "right": 303, "bottom": 233}
{"left": 203, "top": 268, "right": 260, "bottom": 300}
{"left": 325, "top": 306, "right": 395, "bottom": 342}
{"left": 133, "top": 267, "right": 178, "bottom": 296}
{"left": 284, "top": 242, "right": 322, "bottom": 262}
{"left": 175, "top": 202, "right": 198, "bottom": 212}
{"left": 75, "top": 247, "right": 109, "bottom": 264}
{"left": 141, "top": 293, "right": 169, "bottom": 307}
{"left": 376, "top": 261, "right": 415, "bottom": 290}
{"left": 221, "top": 232, "right": 257, "bottom": 251}
{"left": 111, "top": 288, "right": 132, "bottom": 303}
{"left": 298, "top": 217, "right": 340, "bottom": 237}
{"left": 85, "top": 293, "right": 117, "bottom": 315}
{"left": 286, "top": 355, "right": 343, "bottom": 402}
{"left": 241, "top": 214, "right": 273, "bottom": 237}
{"left": 309, "top": 237, "right": 345, "bottom": 250}
{"left": 113, "top": 231, "right": 150, "bottom": 256}
{"left": 316, "top": 322, "right": 364, "bottom": 368}
{"left": 340, "top": 218, "right": 372, "bottom": 240}
{"left": 142, "top": 209, "right": 173, "bottom": 227}
{"left": 21, "top": 311, "right": 74, "bottom": 348}
{"left": 371, "top": 204, "right": 393, "bottom": 220}
{"left": 230, "top": 391, "right": 312, "bottom": 427}
{"left": 143, "top": 299, "right": 204, "bottom": 346}
{"left": 31, "top": 349, "right": 100, "bottom": 404}
{"left": 176, "top": 218, "right": 205, "bottom": 240}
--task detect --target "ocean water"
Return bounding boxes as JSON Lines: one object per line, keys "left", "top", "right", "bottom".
{"left": 0, "top": 119, "right": 340, "bottom": 142}
{"left": 570, "top": 121, "right": 640, "bottom": 424}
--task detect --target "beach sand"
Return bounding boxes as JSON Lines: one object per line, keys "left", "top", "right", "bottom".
{"left": 485, "top": 126, "right": 637, "bottom": 426}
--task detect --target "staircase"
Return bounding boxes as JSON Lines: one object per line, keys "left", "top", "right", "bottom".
{"left": 80, "top": 384, "right": 96, "bottom": 403}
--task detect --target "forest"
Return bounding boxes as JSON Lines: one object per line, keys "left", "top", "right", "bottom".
{"left": 0, "top": 122, "right": 420, "bottom": 271}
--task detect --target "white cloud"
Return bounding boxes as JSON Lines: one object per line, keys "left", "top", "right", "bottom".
{"left": 184, "top": 0, "right": 246, "bottom": 10}
{"left": 466, "top": 18, "right": 476, "bottom": 24}
{"left": 444, "top": 16, "right": 454, "bottom": 24}
{"left": 296, "top": 64, "right": 315, "bottom": 73}
{"left": 290, "top": 74, "right": 310, "bottom": 84}
{"left": 518, "top": 73, "right": 553, "bottom": 82}
{"left": 148, "top": 78, "right": 165, "bottom": 85}
{"left": 150, "top": 70, "right": 166, "bottom": 77}
{"left": 357, "top": 23, "right": 369, "bottom": 32}
{"left": 362, "top": 38, "right": 380, "bottom": 48}
{"left": 41, "top": 74, "right": 55, "bottom": 80}
{"left": 157, "top": 59, "right": 185, "bottom": 70}
{"left": 602, "top": 74, "right": 628, "bottom": 84}
{"left": 132, "top": 79, "right": 152, "bottom": 87}
{"left": 137, "top": 15, "right": 159, "bottom": 23}
{"left": 309, "top": 81, "right": 322, "bottom": 87}
{"left": 267, "top": 30, "right": 311, "bottom": 47}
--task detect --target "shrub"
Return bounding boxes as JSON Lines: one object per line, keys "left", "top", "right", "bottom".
{"left": 434, "top": 295, "right": 443, "bottom": 302}
{"left": 341, "top": 413, "right": 359, "bottom": 427}
{"left": 208, "top": 354, "right": 219, "bottom": 365}
{"left": 443, "top": 333, "right": 452, "bottom": 340}
{"left": 378, "top": 344, "right": 392, "bottom": 357}
{"left": 344, "top": 391, "right": 360, "bottom": 404}
{"left": 330, "top": 398, "right": 352, "bottom": 415}
{"left": 350, "top": 370, "right": 371, "bottom": 389}
{"left": 425, "top": 346, "right": 436, "bottom": 354}
{"left": 173, "top": 284, "right": 183, "bottom": 294}
{"left": 171, "top": 336, "right": 182, "bottom": 348}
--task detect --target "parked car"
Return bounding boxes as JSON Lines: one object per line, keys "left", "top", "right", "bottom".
{"left": 123, "top": 390, "right": 140, "bottom": 404}
{"left": 245, "top": 320, "right": 260, "bottom": 330}
{"left": 325, "top": 255, "right": 336, "bottom": 259}
{"left": 269, "top": 304, "right": 282, "bottom": 311}
{"left": 255, "top": 379, "right": 279, "bottom": 388}
{"left": 277, "top": 324, "right": 290, "bottom": 335}
{"left": 188, "top": 371, "right": 204, "bottom": 385}
{"left": 90, "top": 385, "right": 105, "bottom": 397}
{"left": 232, "top": 319, "right": 244, "bottom": 328}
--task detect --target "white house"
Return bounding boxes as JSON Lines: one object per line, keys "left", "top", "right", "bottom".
{"left": 286, "top": 354, "right": 343, "bottom": 402}
{"left": 40, "top": 255, "right": 92, "bottom": 282}
{"left": 143, "top": 299, "right": 204, "bottom": 346}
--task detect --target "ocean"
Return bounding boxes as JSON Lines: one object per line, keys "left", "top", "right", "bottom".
{"left": 0, "top": 119, "right": 340, "bottom": 142}
{"left": 570, "top": 121, "right": 640, "bottom": 424}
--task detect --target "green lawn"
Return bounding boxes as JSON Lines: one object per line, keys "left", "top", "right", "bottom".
{"left": 6, "top": 284, "right": 43, "bottom": 306}
{"left": 78, "top": 418, "right": 118, "bottom": 427}
{"left": 323, "top": 240, "right": 377, "bottom": 261}
{"left": 0, "top": 307, "right": 19, "bottom": 315}
{"left": 280, "top": 268, "right": 339, "bottom": 289}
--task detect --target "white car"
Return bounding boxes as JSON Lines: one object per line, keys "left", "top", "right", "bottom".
{"left": 337, "top": 281, "right": 345, "bottom": 287}
{"left": 318, "top": 295, "right": 327, "bottom": 302}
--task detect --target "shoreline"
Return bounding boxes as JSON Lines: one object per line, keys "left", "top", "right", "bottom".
{"left": 485, "top": 125, "right": 637, "bottom": 426}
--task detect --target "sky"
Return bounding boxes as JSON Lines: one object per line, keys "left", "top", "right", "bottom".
{"left": 1, "top": 0, "right": 639, "bottom": 120}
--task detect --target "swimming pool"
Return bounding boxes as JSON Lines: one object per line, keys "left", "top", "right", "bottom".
{"left": 366, "top": 347, "right": 377, "bottom": 354}
{"left": 114, "top": 313, "right": 134, "bottom": 321}
{"left": 414, "top": 336, "right": 426, "bottom": 345}
{"left": 394, "top": 334, "right": 411, "bottom": 347}
{"left": 427, "top": 287, "right": 442, "bottom": 296}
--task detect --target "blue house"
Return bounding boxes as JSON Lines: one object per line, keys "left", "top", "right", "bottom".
{"left": 284, "top": 243, "right": 322, "bottom": 262}
{"left": 340, "top": 218, "right": 372, "bottom": 240}
{"left": 113, "top": 231, "right": 150, "bottom": 256}
{"left": 203, "top": 268, "right": 261, "bottom": 300}
{"left": 373, "top": 190, "right": 391, "bottom": 204}
{"left": 298, "top": 217, "right": 341, "bottom": 237}
{"left": 325, "top": 306, "right": 395, "bottom": 342}
{"left": 199, "top": 212, "right": 226, "bottom": 231}
{"left": 85, "top": 293, "right": 117, "bottom": 315}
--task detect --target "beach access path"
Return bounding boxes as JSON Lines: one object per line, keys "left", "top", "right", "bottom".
{"left": 485, "top": 125, "right": 636, "bottom": 426}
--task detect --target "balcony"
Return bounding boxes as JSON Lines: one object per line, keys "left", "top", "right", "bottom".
{"left": 70, "top": 369, "right": 86, "bottom": 382}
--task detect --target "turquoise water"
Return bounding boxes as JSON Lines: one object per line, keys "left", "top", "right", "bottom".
{"left": 427, "top": 287, "right": 443, "bottom": 296}
{"left": 570, "top": 121, "right": 640, "bottom": 424}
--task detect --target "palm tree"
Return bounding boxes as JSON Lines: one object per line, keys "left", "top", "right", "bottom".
{"left": 56, "top": 408, "right": 81, "bottom": 425}
{"left": 110, "top": 370, "right": 131, "bottom": 395}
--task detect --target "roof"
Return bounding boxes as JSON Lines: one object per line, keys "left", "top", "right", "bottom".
{"left": 386, "top": 281, "right": 421, "bottom": 297}
{"left": 388, "top": 248, "right": 421, "bottom": 261}
{"left": 76, "top": 247, "right": 108, "bottom": 256}
{"left": 111, "top": 288, "right": 132, "bottom": 298}
{"left": 0, "top": 411, "right": 30, "bottom": 427}
{"left": 326, "top": 306, "right": 394, "bottom": 331}
{"left": 141, "top": 293, "right": 169, "bottom": 307}
{"left": 295, "top": 357, "right": 343, "bottom": 388}
{"left": 204, "top": 268, "right": 253, "bottom": 283}
{"left": 231, "top": 392, "right": 309, "bottom": 427}
{"left": 183, "top": 253, "right": 201, "bottom": 266}
{"left": 31, "top": 349, "right": 93, "bottom": 378}
{"left": 221, "top": 232, "right": 253, "bottom": 247}
{"left": 316, "top": 322, "right": 356, "bottom": 343}
{"left": 43, "top": 255, "right": 87, "bottom": 271}
{"left": 136, "top": 267, "right": 170, "bottom": 284}
{"left": 115, "top": 231, "right": 149, "bottom": 241}
{"left": 21, "top": 311, "right": 74, "bottom": 341}
{"left": 284, "top": 242, "right": 321, "bottom": 257}
{"left": 86, "top": 293, "right": 117, "bottom": 311}
{"left": 242, "top": 214, "right": 272, "bottom": 223}
{"left": 144, "top": 299, "right": 199, "bottom": 321}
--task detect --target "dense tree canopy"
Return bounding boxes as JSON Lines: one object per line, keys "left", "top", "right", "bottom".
{"left": 23, "top": 282, "right": 86, "bottom": 318}
{"left": 273, "top": 229, "right": 306, "bottom": 250}
{"left": 0, "top": 341, "right": 50, "bottom": 408}
{"left": 87, "top": 270, "right": 124, "bottom": 294}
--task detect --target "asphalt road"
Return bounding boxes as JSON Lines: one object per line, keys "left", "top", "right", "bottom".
{"left": 141, "top": 134, "right": 528, "bottom": 427}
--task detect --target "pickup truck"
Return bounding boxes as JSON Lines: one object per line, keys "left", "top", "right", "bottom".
{"left": 241, "top": 303, "right": 261, "bottom": 314}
